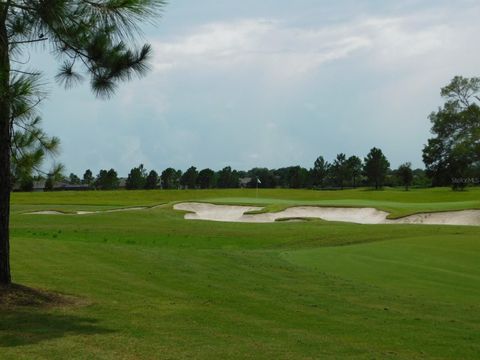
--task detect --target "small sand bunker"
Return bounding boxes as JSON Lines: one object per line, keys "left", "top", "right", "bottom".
{"left": 28, "top": 210, "right": 65, "bottom": 215}
{"left": 26, "top": 207, "right": 147, "bottom": 215}
{"left": 391, "top": 210, "right": 480, "bottom": 226}
{"left": 174, "top": 202, "right": 264, "bottom": 222}
{"left": 174, "top": 202, "right": 480, "bottom": 226}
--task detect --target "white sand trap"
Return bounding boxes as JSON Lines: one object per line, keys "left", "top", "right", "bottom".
{"left": 389, "top": 210, "right": 480, "bottom": 226}
{"left": 174, "top": 203, "right": 388, "bottom": 224}
{"left": 27, "top": 210, "right": 66, "bottom": 215}
{"left": 174, "top": 202, "right": 264, "bottom": 222}
{"left": 26, "top": 207, "right": 147, "bottom": 215}
{"left": 174, "top": 202, "right": 480, "bottom": 226}
{"left": 241, "top": 206, "right": 390, "bottom": 224}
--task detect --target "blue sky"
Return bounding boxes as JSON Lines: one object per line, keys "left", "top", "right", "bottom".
{"left": 36, "top": 0, "right": 480, "bottom": 176}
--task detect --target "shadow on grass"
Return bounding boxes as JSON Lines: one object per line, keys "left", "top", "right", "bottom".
{"left": 0, "top": 310, "right": 113, "bottom": 347}
{"left": 0, "top": 284, "right": 113, "bottom": 347}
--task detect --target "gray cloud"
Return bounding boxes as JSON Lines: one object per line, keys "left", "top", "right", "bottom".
{"left": 38, "top": 2, "right": 480, "bottom": 175}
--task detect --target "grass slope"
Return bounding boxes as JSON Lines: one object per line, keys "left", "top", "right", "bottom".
{"left": 2, "top": 188, "right": 480, "bottom": 359}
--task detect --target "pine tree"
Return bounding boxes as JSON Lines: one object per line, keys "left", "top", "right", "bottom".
{"left": 0, "top": 0, "right": 165, "bottom": 284}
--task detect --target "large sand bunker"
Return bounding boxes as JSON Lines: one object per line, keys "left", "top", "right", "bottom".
{"left": 174, "top": 202, "right": 480, "bottom": 226}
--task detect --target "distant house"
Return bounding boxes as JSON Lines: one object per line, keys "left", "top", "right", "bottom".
{"left": 13, "top": 180, "right": 90, "bottom": 192}
{"left": 54, "top": 182, "right": 90, "bottom": 191}
{"left": 33, "top": 180, "right": 46, "bottom": 192}
{"left": 239, "top": 177, "right": 252, "bottom": 188}
{"left": 118, "top": 178, "right": 127, "bottom": 189}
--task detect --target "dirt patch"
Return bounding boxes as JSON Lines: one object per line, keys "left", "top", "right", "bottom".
{"left": 0, "top": 284, "right": 87, "bottom": 309}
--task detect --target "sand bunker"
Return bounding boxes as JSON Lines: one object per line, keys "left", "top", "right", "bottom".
{"left": 390, "top": 210, "right": 480, "bottom": 226}
{"left": 174, "top": 202, "right": 480, "bottom": 226}
{"left": 174, "top": 202, "right": 264, "bottom": 222}
{"left": 26, "top": 207, "right": 147, "bottom": 215}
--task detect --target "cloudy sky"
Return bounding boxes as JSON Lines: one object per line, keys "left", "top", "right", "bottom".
{"left": 36, "top": 0, "right": 480, "bottom": 175}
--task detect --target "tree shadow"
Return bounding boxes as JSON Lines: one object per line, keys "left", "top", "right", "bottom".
{"left": 0, "top": 310, "right": 114, "bottom": 347}
{"left": 0, "top": 284, "right": 114, "bottom": 347}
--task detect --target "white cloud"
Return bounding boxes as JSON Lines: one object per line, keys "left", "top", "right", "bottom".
{"left": 151, "top": 18, "right": 372, "bottom": 77}
{"left": 150, "top": 12, "right": 461, "bottom": 79}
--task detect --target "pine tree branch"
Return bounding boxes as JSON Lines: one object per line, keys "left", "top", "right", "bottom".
{"left": 9, "top": 37, "right": 48, "bottom": 45}
{"left": 10, "top": 69, "right": 41, "bottom": 76}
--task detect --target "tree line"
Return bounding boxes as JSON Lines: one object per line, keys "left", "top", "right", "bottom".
{"left": 14, "top": 76, "right": 480, "bottom": 193}
{"left": 21, "top": 146, "right": 430, "bottom": 192}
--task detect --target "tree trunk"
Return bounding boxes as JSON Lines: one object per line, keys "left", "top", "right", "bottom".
{"left": 0, "top": 6, "right": 11, "bottom": 285}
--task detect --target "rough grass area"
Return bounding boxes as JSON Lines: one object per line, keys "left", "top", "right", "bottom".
{"left": 2, "top": 188, "right": 480, "bottom": 359}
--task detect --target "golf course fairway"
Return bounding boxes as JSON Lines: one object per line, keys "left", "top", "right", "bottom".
{"left": 2, "top": 188, "right": 480, "bottom": 359}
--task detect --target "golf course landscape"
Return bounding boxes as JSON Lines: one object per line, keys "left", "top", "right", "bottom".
{"left": 2, "top": 0, "right": 480, "bottom": 359}
{"left": 2, "top": 187, "right": 480, "bottom": 359}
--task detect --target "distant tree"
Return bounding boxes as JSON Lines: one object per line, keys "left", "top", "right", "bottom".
{"left": 384, "top": 169, "right": 397, "bottom": 187}
{"left": 83, "top": 169, "right": 94, "bottom": 186}
{"left": 331, "top": 153, "right": 348, "bottom": 189}
{"left": 412, "top": 168, "right": 430, "bottom": 188}
{"left": 95, "top": 169, "right": 119, "bottom": 190}
{"left": 312, "top": 156, "right": 330, "bottom": 188}
{"left": 247, "top": 168, "right": 276, "bottom": 188}
{"left": 217, "top": 166, "right": 239, "bottom": 188}
{"left": 197, "top": 168, "right": 215, "bottom": 189}
{"left": 161, "top": 168, "right": 181, "bottom": 189}
{"left": 423, "top": 76, "right": 480, "bottom": 188}
{"left": 44, "top": 176, "right": 54, "bottom": 192}
{"left": 95, "top": 170, "right": 106, "bottom": 189}
{"left": 346, "top": 155, "right": 363, "bottom": 188}
{"left": 19, "top": 176, "right": 34, "bottom": 192}
{"left": 364, "top": 148, "right": 390, "bottom": 190}
{"left": 175, "top": 170, "right": 183, "bottom": 187}
{"left": 273, "top": 167, "right": 289, "bottom": 188}
{"left": 69, "top": 173, "right": 81, "bottom": 185}
{"left": 448, "top": 143, "right": 474, "bottom": 190}
{"left": 287, "top": 166, "right": 308, "bottom": 189}
{"left": 126, "top": 164, "right": 147, "bottom": 190}
{"left": 145, "top": 170, "right": 159, "bottom": 190}
{"left": 397, "top": 162, "right": 414, "bottom": 191}
{"left": 273, "top": 168, "right": 288, "bottom": 188}
{"left": 272, "top": 166, "right": 307, "bottom": 188}
{"left": 180, "top": 166, "right": 198, "bottom": 189}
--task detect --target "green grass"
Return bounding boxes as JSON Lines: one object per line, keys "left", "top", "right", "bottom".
{"left": 12, "top": 187, "right": 480, "bottom": 218}
{"left": 2, "top": 188, "right": 480, "bottom": 359}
